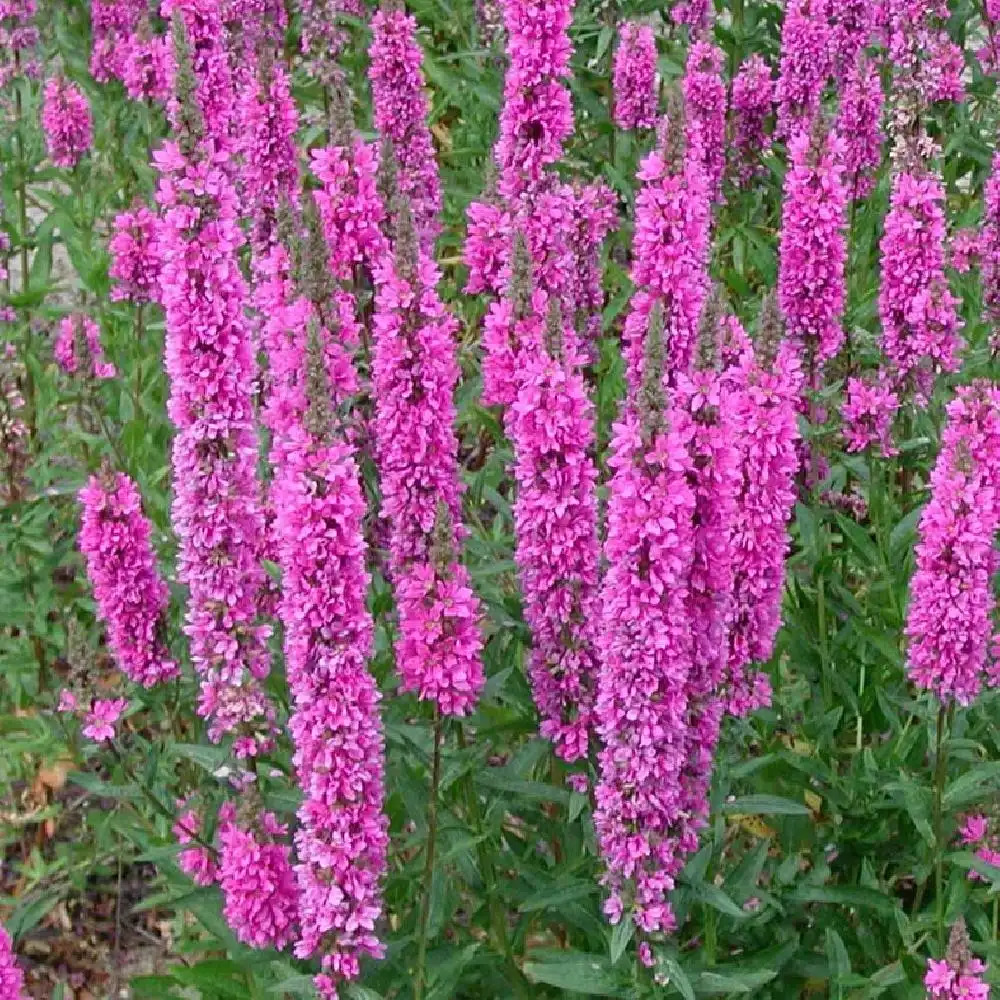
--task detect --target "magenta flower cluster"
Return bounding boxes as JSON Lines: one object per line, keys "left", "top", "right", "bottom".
{"left": 906, "top": 382, "right": 1000, "bottom": 706}
{"left": 837, "top": 54, "right": 884, "bottom": 202}
{"left": 924, "top": 921, "right": 990, "bottom": 1000}
{"left": 879, "top": 168, "right": 963, "bottom": 403}
{"left": 41, "top": 76, "right": 92, "bottom": 168}
{"left": 775, "top": 0, "right": 832, "bottom": 140}
{"left": 154, "top": 25, "right": 275, "bottom": 752}
{"left": 622, "top": 142, "right": 710, "bottom": 387}
{"left": 109, "top": 203, "right": 161, "bottom": 304}
{"left": 613, "top": 22, "right": 658, "bottom": 131}
{"left": 683, "top": 42, "right": 727, "bottom": 204}
{"left": 725, "top": 334, "right": 802, "bottom": 716}
{"left": 78, "top": 470, "right": 178, "bottom": 688}
{"left": 494, "top": 0, "right": 574, "bottom": 201}
{"left": 53, "top": 314, "right": 116, "bottom": 380}
{"left": 507, "top": 331, "right": 601, "bottom": 763}
{"left": 777, "top": 117, "right": 848, "bottom": 367}
{"left": 369, "top": 6, "right": 442, "bottom": 244}
{"left": 731, "top": 55, "right": 775, "bottom": 186}
{"left": 372, "top": 225, "right": 484, "bottom": 716}
{"left": 841, "top": 376, "right": 900, "bottom": 458}
{"left": 0, "top": 924, "right": 25, "bottom": 1000}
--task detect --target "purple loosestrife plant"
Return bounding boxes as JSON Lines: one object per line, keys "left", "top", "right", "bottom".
{"left": 155, "top": 16, "right": 276, "bottom": 754}
{"left": 215, "top": 801, "right": 299, "bottom": 951}
{"left": 777, "top": 114, "right": 848, "bottom": 370}
{"left": 622, "top": 95, "right": 710, "bottom": 390}
{"left": 836, "top": 53, "right": 884, "bottom": 202}
{"left": 271, "top": 323, "right": 388, "bottom": 998}
{"left": 683, "top": 41, "right": 727, "bottom": 205}
{"left": 89, "top": 0, "right": 147, "bottom": 85}
{"left": 725, "top": 296, "right": 802, "bottom": 715}
{"left": 775, "top": 0, "right": 832, "bottom": 140}
{"left": 41, "top": 77, "right": 92, "bottom": 168}
{"left": 506, "top": 301, "right": 601, "bottom": 763}
{"left": 879, "top": 164, "right": 963, "bottom": 404}
{"left": 238, "top": 53, "right": 300, "bottom": 261}
{"left": 828, "top": 0, "right": 875, "bottom": 79}
{"left": 982, "top": 151, "right": 1000, "bottom": 352}
{"left": 594, "top": 302, "right": 697, "bottom": 943}
{"left": 494, "top": 0, "right": 574, "bottom": 203}
{"left": 671, "top": 0, "right": 712, "bottom": 37}
{"left": 372, "top": 197, "right": 484, "bottom": 716}
{"left": 924, "top": 919, "right": 990, "bottom": 999}
{"left": 311, "top": 106, "right": 388, "bottom": 282}
{"left": 78, "top": 469, "right": 179, "bottom": 689}
{"left": 905, "top": 382, "right": 1000, "bottom": 706}
{"left": 53, "top": 315, "right": 116, "bottom": 381}
{"left": 730, "top": 55, "right": 775, "bottom": 187}
{"left": 674, "top": 296, "right": 741, "bottom": 852}
{"left": 108, "top": 202, "right": 161, "bottom": 305}
{"left": 841, "top": 375, "right": 900, "bottom": 457}
{"left": 369, "top": 1, "right": 442, "bottom": 247}
{"left": 612, "top": 22, "right": 658, "bottom": 132}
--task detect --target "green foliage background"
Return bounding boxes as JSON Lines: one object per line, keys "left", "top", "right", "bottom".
{"left": 1, "top": 0, "right": 1000, "bottom": 997}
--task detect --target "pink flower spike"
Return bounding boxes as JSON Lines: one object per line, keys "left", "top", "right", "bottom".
{"left": 79, "top": 469, "right": 179, "bottom": 689}
{"left": 42, "top": 77, "right": 92, "bottom": 168}
{"left": 613, "top": 22, "right": 658, "bottom": 131}
{"left": 0, "top": 923, "right": 27, "bottom": 1000}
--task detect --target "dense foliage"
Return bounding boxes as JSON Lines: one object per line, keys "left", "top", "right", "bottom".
{"left": 2, "top": 0, "right": 1000, "bottom": 998}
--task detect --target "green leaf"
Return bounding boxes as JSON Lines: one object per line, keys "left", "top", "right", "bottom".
{"left": 694, "top": 969, "right": 777, "bottom": 994}
{"left": 519, "top": 880, "right": 597, "bottom": 913}
{"left": 787, "top": 885, "right": 899, "bottom": 916}
{"left": 659, "top": 957, "right": 696, "bottom": 1000}
{"left": 523, "top": 951, "right": 627, "bottom": 996}
{"left": 609, "top": 918, "right": 634, "bottom": 966}
{"left": 474, "top": 770, "right": 571, "bottom": 805}
{"left": 719, "top": 795, "right": 811, "bottom": 816}
{"left": 942, "top": 761, "right": 1000, "bottom": 810}
{"left": 687, "top": 881, "right": 750, "bottom": 920}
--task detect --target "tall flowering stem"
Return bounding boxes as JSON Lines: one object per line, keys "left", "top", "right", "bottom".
{"left": 905, "top": 382, "right": 1000, "bottom": 706}
{"left": 775, "top": 0, "right": 832, "bottom": 140}
{"left": 239, "top": 53, "right": 300, "bottom": 262}
{"left": 837, "top": 54, "right": 884, "bottom": 202}
{"left": 725, "top": 298, "right": 802, "bottom": 715}
{"left": 594, "top": 303, "right": 697, "bottom": 943}
{"left": 777, "top": 114, "right": 848, "bottom": 370}
{"left": 613, "top": 22, "right": 658, "bottom": 132}
{"left": 675, "top": 299, "right": 741, "bottom": 852}
{"left": 272, "top": 322, "right": 388, "bottom": 998}
{"left": 982, "top": 151, "right": 1000, "bottom": 353}
{"left": 155, "top": 16, "right": 275, "bottom": 754}
{"left": 507, "top": 302, "right": 601, "bottom": 762}
{"left": 494, "top": 0, "right": 575, "bottom": 203}
{"left": 730, "top": 55, "right": 775, "bottom": 187}
{"left": 622, "top": 97, "right": 710, "bottom": 390}
{"left": 369, "top": 1, "right": 442, "bottom": 246}
{"left": 78, "top": 469, "right": 179, "bottom": 689}
{"left": 683, "top": 41, "right": 727, "bottom": 204}
{"left": 878, "top": 165, "right": 963, "bottom": 404}
{"left": 372, "top": 199, "right": 484, "bottom": 716}
{"left": 163, "top": 0, "right": 236, "bottom": 149}
{"left": 41, "top": 77, "right": 92, "bottom": 168}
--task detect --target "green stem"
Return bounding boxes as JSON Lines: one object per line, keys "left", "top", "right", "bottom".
{"left": 931, "top": 703, "right": 951, "bottom": 951}
{"left": 414, "top": 712, "right": 444, "bottom": 1000}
